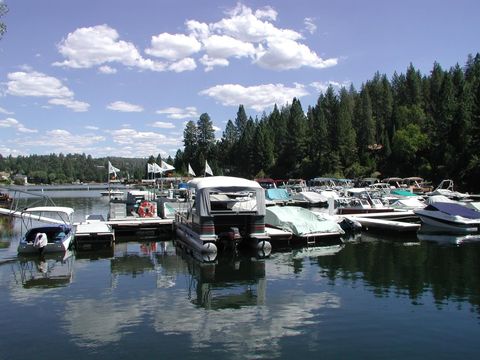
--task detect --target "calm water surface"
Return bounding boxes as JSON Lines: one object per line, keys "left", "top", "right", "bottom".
{"left": 1, "top": 193, "right": 480, "bottom": 359}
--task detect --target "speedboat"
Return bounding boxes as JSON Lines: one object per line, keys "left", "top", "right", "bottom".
{"left": 414, "top": 202, "right": 480, "bottom": 233}
{"left": 17, "top": 206, "right": 75, "bottom": 254}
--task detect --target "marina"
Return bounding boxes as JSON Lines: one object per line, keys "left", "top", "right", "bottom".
{"left": 0, "top": 184, "right": 480, "bottom": 359}
{"left": 1, "top": 192, "right": 480, "bottom": 359}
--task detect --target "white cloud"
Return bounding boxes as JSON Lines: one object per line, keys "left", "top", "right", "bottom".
{"left": 254, "top": 6, "right": 278, "bottom": 21}
{"left": 53, "top": 25, "right": 166, "bottom": 72}
{"left": 199, "top": 55, "right": 229, "bottom": 72}
{"left": 310, "top": 80, "right": 351, "bottom": 93}
{"left": 107, "top": 101, "right": 144, "bottom": 112}
{"left": 214, "top": 3, "right": 301, "bottom": 43}
{"left": 156, "top": 106, "right": 198, "bottom": 119}
{"left": 108, "top": 128, "right": 182, "bottom": 157}
{"left": 200, "top": 83, "right": 309, "bottom": 111}
{"left": 6, "top": 71, "right": 90, "bottom": 112}
{"left": 145, "top": 33, "right": 201, "bottom": 60}
{"left": 255, "top": 38, "right": 337, "bottom": 70}
{"left": 85, "top": 125, "right": 99, "bottom": 130}
{"left": 0, "top": 106, "right": 13, "bottom": 115}
{"left": 52, "top": 5, "right": 337, "bottom": 74}
{"left": 98, "top": 65, "right": 117, "bottom": 74}
{"left": 168, "top": 57, "right": 197, "bottom": 72}
{"left": 185, "top": 20, "right": 210, "bottom": 40}
{"left": 7, "top": 71, "right": 73, "bottom": 98}
{"left": 150, "top": 121, "right": 175, "bottom": 129}
{"left": 202, "top": 34, "right": 256, "bottom": 59}
{"left": 48, "top": 98, "right": 90, "bottom": 112}
{"left": 18, "top": 129, "right": 105, "bottom": 154}
{"left": 0, "top": 117, "right": 38, "bottom": 133}
{"left": 304, "top": 17, "right": 317, "bottom": 34}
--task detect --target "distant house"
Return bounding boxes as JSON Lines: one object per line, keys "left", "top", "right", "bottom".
{"left": 13, "top": 174, "right": 27, "bottom": 185}
{"left": 0, "top": 171, "right": 10, "bottom": 182}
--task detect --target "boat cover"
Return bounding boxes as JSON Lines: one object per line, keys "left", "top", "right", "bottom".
{"left": 391, "top": 189, "right": 418, "bottom": 197}
{"left": 265, "top": 206, "right": 342, "bottom": 236}
{"left": 291, "top": 191, "right": 328, "bottom": 204}
{"left": 426, "top": 202, "right": 480, "bottom": 219}
{"left": 265, "top": 188, "right": 291, "bottom": 201}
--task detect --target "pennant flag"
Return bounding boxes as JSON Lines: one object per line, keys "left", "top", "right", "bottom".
{"left": 147, "top": 163, "right": 154, "bottom": 173}
{"left": 161, "top": 160, "right": 175, "bottom": 171}
{"left": 205, "top": 160, "right": 213, "bottom": 176}
{"left": 108, "top": 161, "right": 120, "bottom": 177}
{"left": 188, "top": 163, "right": 196, "bottom": 177}
{"left": 153, "top": 163, "right": 163, "bottom": 174}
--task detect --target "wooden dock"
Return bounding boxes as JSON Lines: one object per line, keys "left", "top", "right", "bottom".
{"left": 106, "top": 217, "right": 174, "bottom": 237}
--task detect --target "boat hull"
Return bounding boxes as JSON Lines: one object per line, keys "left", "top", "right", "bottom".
{"left": 415, "top": 211, "right": 478, "bottom": 234}
{"left": 17, "top": 234, "right": 73, "bottom": 254}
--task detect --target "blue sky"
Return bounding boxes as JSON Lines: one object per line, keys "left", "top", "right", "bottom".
{"left": 0, "top": 0, "right": 478, "bottom": 158}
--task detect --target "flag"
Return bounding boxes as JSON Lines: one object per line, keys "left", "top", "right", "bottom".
{"left": 161, "top": 160, "right": 175, "bottom": 171}
{"left": 205, "top": 160, "right": 213, "bottom": 176}
{"left": 108, "top": 161, "right": 120, "bottom": 177}
{"left": 188, "top": 163, "right": 196, "bottom": 177}
{"left": 147, "top": 163, "right": 154, "bottom": 173}
{"left": 153, "top": 163, "right": 162, "bottom": 174}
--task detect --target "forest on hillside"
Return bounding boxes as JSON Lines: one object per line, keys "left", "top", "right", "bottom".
{"left": 175, "top": 53, "right": 480, "bottom": 192}
{"left": 1, "top": 54, "right": 480, "bottom": 191}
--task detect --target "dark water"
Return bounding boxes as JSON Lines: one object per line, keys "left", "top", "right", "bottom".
{"left": 1, "top": 195, "right": 480, "bottom": 359}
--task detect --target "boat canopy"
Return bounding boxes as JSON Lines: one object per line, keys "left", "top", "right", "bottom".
{"left": 23, "top": 206, "right": 74, "bottom": 216}
{"left": 188, "top": 176, "right": 266, "bottom": 216}
{"left": 265, "top": 206, "right": 342, "bottom": 236}
{"left": 425, "top": 202, "right": 480, "bottom": 219}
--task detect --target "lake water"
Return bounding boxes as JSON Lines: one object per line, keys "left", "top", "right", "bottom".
{"left": 0, "top": 192, "right": 479, "bottom": 359}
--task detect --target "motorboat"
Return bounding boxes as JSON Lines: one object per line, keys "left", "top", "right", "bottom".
{"left": 100, "top": 189, "right": 124, "bottom": 197}
{"left": 265, "top": 205, "right": 344, "bottom": 245}
{"left": 74, "top": 214, "right": 115, "bottom": 250}
{"left": 414, "top": 202, "right": 480, "bottom": 233}
{"left": 427, "top": 179, "right": 470, "bottom": 200}
{"left": 175, "top": 176, "right": 272, "bottom": 255}
{"left": 18, "top": 206, "right": 75, "bottom": 254}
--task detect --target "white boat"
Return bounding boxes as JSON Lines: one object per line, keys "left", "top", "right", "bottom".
{"left": 414, "top": 202, "right": 480, "bottom": 233}
{"left": 100, "top": 189, "right": 124, "bottom": 197}
{"left": 74, "top": 214, "right": 115, "bottom": 250}
{"left": 17, "top": 206, "right": 75, "bottom": 254}
{"left": 175, "top": 176, "right": 272, "bottom": 255}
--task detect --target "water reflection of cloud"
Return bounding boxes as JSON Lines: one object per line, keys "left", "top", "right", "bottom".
{"left": 63, "top": 296, "right": 146, "bottom": 346}
{"left": 151, "top": 290, "right": 340, "bottom": 358}
{"left": 60, "top": 281, "right": 339, "bottom": 356}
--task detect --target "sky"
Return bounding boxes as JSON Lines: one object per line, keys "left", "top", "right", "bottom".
{"left": 0, "top": 0, "right": 478, "bottom": 159}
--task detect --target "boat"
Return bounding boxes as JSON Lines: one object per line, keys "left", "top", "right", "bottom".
{"left": 414, "top": 202, "right": 480, "bottom": 233}
{"left": 175, "top": 176, "right": 272, "bottom": 255}
{"left": 74, "top": 214, "right": 115, "bottom": 250}
{"left": 427, "top": 179, "right": 471, "bottom": 200}
{"left": 265, "top": 205, "right": 344, "bottom": 246}
{"left": 17, "top": 206, "right": 75, "bottom": 254}
{"left": 100, "top": 189, "right": 124, "bottom": 197}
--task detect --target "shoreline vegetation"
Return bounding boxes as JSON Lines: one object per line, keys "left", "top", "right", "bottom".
{"left": 1, "top": 53, "right": 480, "bottom": 192}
